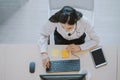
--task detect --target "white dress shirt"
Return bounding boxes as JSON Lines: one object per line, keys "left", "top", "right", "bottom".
{"left": 38, "top": 18, "right": 99, "bottom": 53}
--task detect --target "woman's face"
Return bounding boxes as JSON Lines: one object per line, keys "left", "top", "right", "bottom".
{"left": 61, "top": 23, "right": 74, "bottom": 31}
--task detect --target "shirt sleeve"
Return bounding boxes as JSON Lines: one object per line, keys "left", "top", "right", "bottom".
{"left": 80, "top": 19, "right": 100, "bottom": 50}
{"left": 37, "top": 21, "right": 55, "bottom": 53}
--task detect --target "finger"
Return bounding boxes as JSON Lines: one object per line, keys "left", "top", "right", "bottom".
{"left": 71, "top": 51, "right": 74, "bottom": 54}
{"left": 43, "top": 63, "right": 46, "bottom": 68}
{"left": 71, "top": 49, "right": 76, "bottom": 53}
{"left": 49, "top": 61, "right": 50, "bottom": 67}
{"left": 66, "top": 45, "right": 70, "bottom": 49}
{"left": 66, "top": 45, "right": 68, "bottom": 48}
{"left": 66, "top": 47, "right": 71, "bottom": 52}
{"left": 67, "top": 48, "right": 71, "bottom": 51}
{"left": 70, "top": 45, "right": 74, "bottom": 49}
{"left": 71, "top": 48, "right": 74, "bottom": 51}
{"left": 46, "top": 58, "right": 50, "bottom": 68}
{"left": 42, "top": 59, "right": 47, "bottom": 68}
{"left": 66, "top": 47, "right": 69, "bottom": 50}
{"left": 43, "top": 62, "right": 46, "bottom": 67}
{"left": 42, "top": 60, "right": 45, "bottom": 67}
{"left": 46, "top": 62, "right": 50, "bottom": 68}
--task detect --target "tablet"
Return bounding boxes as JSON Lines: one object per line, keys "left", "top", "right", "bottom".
{"left": 90, "top": 47, "right": 107, "bottom": 68}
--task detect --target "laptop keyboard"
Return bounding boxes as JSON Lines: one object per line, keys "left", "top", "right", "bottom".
{"left": 46, "top": 59, "right": 80, "bottom": 72}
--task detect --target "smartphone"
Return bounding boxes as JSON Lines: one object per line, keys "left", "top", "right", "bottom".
{"left": 90, "top": 47, "right": 107, "bottom": 68}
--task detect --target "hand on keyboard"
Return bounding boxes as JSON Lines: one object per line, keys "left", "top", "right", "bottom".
{"left": 41, "top": 52, "right": 50, "bottom": 68}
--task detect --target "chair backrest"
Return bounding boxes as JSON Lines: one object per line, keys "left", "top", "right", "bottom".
{"left": 49, "top": 0, "right": 94, "bottom": 11}
{"left": 48, "top": 0, "right": 94, "bottom": 45}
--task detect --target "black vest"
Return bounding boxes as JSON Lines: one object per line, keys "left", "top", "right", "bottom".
{"left": 54, "top": 28, "right": 86, "bottom": 45}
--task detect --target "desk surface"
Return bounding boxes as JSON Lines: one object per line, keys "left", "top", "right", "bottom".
{"left": 0, "top": 44, "right": 117, "bottom": 80}
{"left": 40, "top": 45, "right": 117, "bottom": 80}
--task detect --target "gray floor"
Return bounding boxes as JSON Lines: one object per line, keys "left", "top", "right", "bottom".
{"left": 0, "top": 0, "right": 49, "bottom": 44}
{"left": 0, "top": 0, "right": 120, "bottom": 45}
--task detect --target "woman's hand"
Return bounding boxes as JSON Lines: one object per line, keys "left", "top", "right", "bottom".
{"left": 41, "top": 52, "right": 50, "bottom": 68}
{"left": 66, "top": 44, "right": 81, "bottom": 53}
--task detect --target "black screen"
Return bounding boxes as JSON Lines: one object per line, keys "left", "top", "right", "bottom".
{"left": 91, "top": 48, "right": 106, "bottom": 66}
{"left": 40, "top": 74, "right": 86, "bottom": 80}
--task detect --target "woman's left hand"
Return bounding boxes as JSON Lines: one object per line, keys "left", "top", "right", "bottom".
{"left": 66, "top": 44, "right": 81, "bottom": 53}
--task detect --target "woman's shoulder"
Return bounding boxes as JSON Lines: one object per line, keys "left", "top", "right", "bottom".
{"left": 43, "top": 20, "right": 59, "bottom": 31}
{"left": 77, "top": 17, "right": 92, "bottom": 29}
{"left": 77, "top": 17, "right": 90, "bottom": 24}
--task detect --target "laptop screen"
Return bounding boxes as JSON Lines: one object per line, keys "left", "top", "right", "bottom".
{"left": 40, "top": 74, "right": 86, "bottom": 80}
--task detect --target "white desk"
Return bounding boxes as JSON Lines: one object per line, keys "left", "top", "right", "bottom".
{"left": 117, "top": 46, "right": 120, "bottom": 80}
{"left": 0, "top": 44, "right": 118, "bottom": 80}
{"left": 43, "top": 45, "right": 117, "bottom": 80}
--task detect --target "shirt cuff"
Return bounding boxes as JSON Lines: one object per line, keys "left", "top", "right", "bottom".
{"left": 40, "top": 47, "right": 48, "bottom": 53}
{"left": 80, "top": 44, "right": 87, "bottom": 50}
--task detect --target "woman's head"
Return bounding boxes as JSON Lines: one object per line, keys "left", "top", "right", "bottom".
{"left": 49, "top": 6, "right": 83, "bottom": 25}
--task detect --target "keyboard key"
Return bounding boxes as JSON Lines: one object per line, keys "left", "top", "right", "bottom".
{"left": 46, "top": 59, "right": 80, "bottom": 72}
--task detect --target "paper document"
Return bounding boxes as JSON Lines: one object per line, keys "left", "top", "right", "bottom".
{"left": 52, "top": 48, "right": 59, "bottom": 57}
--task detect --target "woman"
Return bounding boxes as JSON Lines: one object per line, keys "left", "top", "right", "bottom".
{"left": 38, "top": 6, "right": 99, "bottom": 68}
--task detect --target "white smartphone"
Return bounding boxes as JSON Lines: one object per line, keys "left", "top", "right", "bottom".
{"left": 90, "top": 47, "right": 107, "bottom": 68}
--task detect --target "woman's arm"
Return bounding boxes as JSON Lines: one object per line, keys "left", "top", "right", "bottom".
{"left": 80, "top": 19, "right": 100, "bottom": 50}
{"left": 37, "top": 21, "right": 55, "bottom": 53}
{"left": 37, "top": 21, "right": 55, "bottom": 68}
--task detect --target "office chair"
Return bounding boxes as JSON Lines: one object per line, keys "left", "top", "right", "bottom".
{"left": 48, "top": 0, "right": 94, "bottom": 45}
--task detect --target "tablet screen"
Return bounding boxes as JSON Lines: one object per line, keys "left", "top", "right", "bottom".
{"left": 91, "top": 48, "right": 107, "bottom": 67}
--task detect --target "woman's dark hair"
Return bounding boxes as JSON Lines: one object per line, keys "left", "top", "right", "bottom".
{"left": 49, "top": 6, "right": 83, "bottom": 25}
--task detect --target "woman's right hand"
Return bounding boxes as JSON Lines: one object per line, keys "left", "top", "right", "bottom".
{"left": 41, "top": 52, "right": 50, "bottom": 68}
